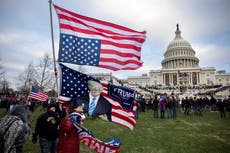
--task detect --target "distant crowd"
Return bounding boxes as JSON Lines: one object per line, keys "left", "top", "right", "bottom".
{"left": 0, "top": 91, "right": 229, "bottom": 153}
{"left": 135, "top": 93, "right": 230, "bottom": 119}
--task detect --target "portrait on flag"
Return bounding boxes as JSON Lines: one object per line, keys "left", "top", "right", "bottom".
{"left": 75, "top": 80, "right": 112, "bottom": 121}
{"left": 59, "top": 63, "right": 112, "bottom": 121}
{"left": 59, "top": 63, "right": 136, "bottom": 130}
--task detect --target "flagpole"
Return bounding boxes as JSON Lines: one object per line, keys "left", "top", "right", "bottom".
{"left": 48, "top": 0, "right": 59, "bottom": 95}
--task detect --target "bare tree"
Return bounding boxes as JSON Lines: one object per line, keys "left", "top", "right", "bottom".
{"left": 33, "top": 53, "right": 56, "bottom": 91}
{"left": 0, "top": 79, "right": 9, "bottom": 94}
{"left": 0, "top": 58, "right": 9, "bottom": 94}
{"left": 0, "top": 58, "right": 5, "bottom": 80}
{"left": 16, "top": 62, "right": 35, "bottom": 96}
{"left": 16, "top": 53, "right": 57, "bottom": 97}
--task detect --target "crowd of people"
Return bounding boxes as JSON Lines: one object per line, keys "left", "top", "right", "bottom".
{"left": 0, "top": 98, "right": 86, "bottom": 153}
{"left": 0, "top": 80, "right": 111, "bottom": 153}
{"left": 0, "top": 83, "right": 230, "bottom": 153}
{"left": 135, "top": 93, "right": 230, "bottom": 119}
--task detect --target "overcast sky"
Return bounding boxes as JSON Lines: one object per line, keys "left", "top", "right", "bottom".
{"left": 1, "top": 0, "right": 230, "bottom": 89}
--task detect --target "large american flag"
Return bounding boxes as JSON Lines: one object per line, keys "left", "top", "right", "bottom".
{"left": 54, "top": 5, "right": 146, "bottom": 71}
{"left": 59, "top": 63, "right": 136, "bottom": 130}
{"left": 28, "top": 86, "right": 48, "bottom": 102}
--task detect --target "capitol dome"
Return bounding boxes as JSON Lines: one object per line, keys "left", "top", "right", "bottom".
{"left": 162, "top": 24, "right": 199, "bottom": 69}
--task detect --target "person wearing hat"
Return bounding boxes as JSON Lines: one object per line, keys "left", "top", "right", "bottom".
{"left": 0, "top": 104, "right": 30, "bottom": 153}
{"left": 75, "top": 80, "right": 112, "bottom": 121}
{"left": 57, "top": 104, "right": 83, "bottom": 153}
{"left": 32, "top": 103, "right": 60, "bottom": 153}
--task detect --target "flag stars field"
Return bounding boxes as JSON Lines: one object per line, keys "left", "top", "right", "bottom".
{"left": 59, "top": 34, "right": 101, "bottom": 66}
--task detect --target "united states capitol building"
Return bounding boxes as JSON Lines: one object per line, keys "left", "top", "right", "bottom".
{"left": 91, "top": 24, "right": 230, "bottom": 98}
{"left": 128, "top": 25, "right": 230, "bottom": 87}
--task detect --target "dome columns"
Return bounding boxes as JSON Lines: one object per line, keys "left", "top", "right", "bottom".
{"left": 160, "top": 24, "right": 201, "bottom": 87}
{"left": 162, "top": 71, "right": 200, "bottom": 86}
{"left": 162, "top": 58, "right": 199, "bottom": 69}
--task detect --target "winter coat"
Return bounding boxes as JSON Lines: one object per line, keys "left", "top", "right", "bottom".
{"left": 0, "top": 104, "right": 30, "bottom": 153}
{"left": 34, "top": 111, "right": 59, "bottom": 141}
{"left": 159, "top": 100, "right": 166, "bottom": 110}
{"left": 57, "top": 118, "right": 80, "bottom": 153}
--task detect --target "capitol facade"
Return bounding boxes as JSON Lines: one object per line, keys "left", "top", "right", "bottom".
{"left": 127, "top": 24, "right": 230, "bottom": 88}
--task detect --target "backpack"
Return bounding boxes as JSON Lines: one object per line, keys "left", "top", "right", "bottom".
{"left": 0, "top": 118, "right": 16, "bottom": 153}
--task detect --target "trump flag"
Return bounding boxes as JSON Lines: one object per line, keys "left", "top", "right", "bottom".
{"left": 73, "top": 122, "right": 121, "bottom": 153}
{"left": 59, "top": 63, "right": 136, "bottom": 130}
{"left": 54, "top": 5, "right": 146, "bottom": 71}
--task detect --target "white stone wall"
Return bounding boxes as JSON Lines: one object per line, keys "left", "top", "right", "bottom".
{"left": 215, "top": 73, "right": 230, "bottom": 86}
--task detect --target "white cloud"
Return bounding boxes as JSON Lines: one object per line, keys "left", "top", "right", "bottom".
{"left": 193, "top": 43, "right": 230, "bottom": 70}
{"left": 0, "top": 27, "right": 55, "bottom": 63}
{"left": 1, "top": 0, "right": 230, "bottom": 89}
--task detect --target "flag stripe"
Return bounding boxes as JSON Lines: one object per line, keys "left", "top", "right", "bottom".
{"left": 100, "top": 49, "right": 140, "bottom": 60}
{"left": 99, "top": 62, "right": 142, "bottom": 71}
{"left": 55, "top": 5, "right": 146, "bottom": 36}
{"left": 101, "top": 40, "right": 142, "bottom": 51}
{"left": 28, "top": 86, "right": 48, "bottom": 102}
{"left": 99, "top": 57, "right": 142, "bottom": 66}
{"left": 58, "top": 96, "right": 71, "bottom": 103}
{"left": 55, "top": 5, "right": 146, "bottom": 71}
{"left": 100, "top": 81, "right": 136, "bottom": 130}
{"left": 58, "top": 15, "right": 146, "bottom": 40}
{"left": 59, "top": 23, "right": 145, "bottom": 43}
{"left": 111, "top": 116, "right": 135, "bottom": 131}
{"left": 101, "top": 44, "right": 141, "bottom": 57}
{"left": 60, "top": 29, "right": 144, "bottom": 47}
{"left": 111, "top": 110, "right": 136, "bottom": 123}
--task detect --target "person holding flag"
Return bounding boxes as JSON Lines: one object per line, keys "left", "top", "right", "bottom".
{"left": 57, "top": 104, "right": 84, "bottom": 153}
{"left": 57, "top": 100, "right": 120, "bottom": 153}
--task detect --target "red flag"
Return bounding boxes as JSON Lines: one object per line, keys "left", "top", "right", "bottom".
{"left": 28, "top": 86, "right": 48, "bottom": 102}
{"left": 54, "top": 5, "right": 146, "bottom": 71}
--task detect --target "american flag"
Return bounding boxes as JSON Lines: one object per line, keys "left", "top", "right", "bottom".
{"left": 100, "top": 81, "right": 136, "bottom": 130}
{"left": 28, "top": 86, "right": 48, "bottom": 102}
{"left": 73, "top": 122, "right": 121, "bottom": 153}
{"left": 59, "top": 63, "right": 136, "bottom": 130}
{"left": 54, "top": 5, "right": 146, "bottom": 71}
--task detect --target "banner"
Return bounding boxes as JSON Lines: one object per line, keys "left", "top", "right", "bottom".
{"left": 73, "top": 123, "right": 121, "bottom": 153}
{"left": 108, "top": 83, "right": 135, "bottom": 110}
{"left": 59, "top": 63, "right": 136, "bottom": 130}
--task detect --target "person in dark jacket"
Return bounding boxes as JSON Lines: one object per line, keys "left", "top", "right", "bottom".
{"left": 165, "top": 97, "right": 172, "bottom": 119}
{"left": 159, "top": 99, "right": 166, "bottom": 119}
{"left": 217, "top": 99, "right": 226, "bottom": 118}
{"left": 153, "top": 96, "right": 159, "bottom": 118}
{"left": 184, "top": 97, "right": 191, "bottom": 116}
{"left": 32, "top": 103, "right": 60, "bottom": 153}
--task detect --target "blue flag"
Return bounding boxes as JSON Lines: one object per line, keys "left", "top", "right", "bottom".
{"left": 108, "top": 83, "right": 135, "bottom": 110}
{"left": 59, "top": 63, "right": 97, "bottom": 98}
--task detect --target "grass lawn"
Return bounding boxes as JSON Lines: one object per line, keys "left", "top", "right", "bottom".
{"left": 1, "top": 107, "right": 230, "bottom": 153}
